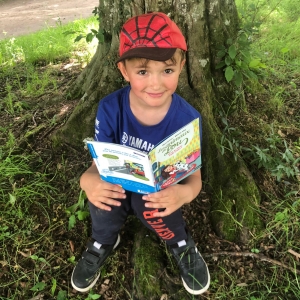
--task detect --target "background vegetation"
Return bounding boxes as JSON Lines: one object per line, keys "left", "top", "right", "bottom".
{"left": 0, "top": 0, "right": 299, "bottom": 299}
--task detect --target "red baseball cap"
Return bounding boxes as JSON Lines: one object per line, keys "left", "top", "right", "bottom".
{"left": 117, "top": 12, "right": 187, "bottom": 63}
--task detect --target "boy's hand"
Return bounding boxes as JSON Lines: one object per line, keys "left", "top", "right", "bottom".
{"left": 80, "top": 162, "right": 126, "bottom": 211}
{"left": 142, "top": 184, "right": 187, "bottom": 217}
{"left": 142, "top": 170, "right": 202, "bottom": 217}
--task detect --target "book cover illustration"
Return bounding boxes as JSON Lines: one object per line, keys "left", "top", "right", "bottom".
{"left": 87, "top": 143, "right": 155, "bottom": 194}
{"left": 87, "top": 118, "right": 201, "bottom": 194}
{"left": 149, "top": 118, "right": 201, "bottom": 191}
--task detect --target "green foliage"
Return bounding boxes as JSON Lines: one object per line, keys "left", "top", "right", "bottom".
{"left": 73, "top": 28, "right": 104, "bottom": 44}
{"left": 247, "top": 141, "right": 299, "bottom": 181}
{"left": 220, "top": 117, "right": 300, "bottom": 182}
{"left": 57, "top": 290, "right": 67, "bottom": 300}
{"left": 219, "top": 110, "right": 243, "bottom": 161}
{"left": 280, "top": 0, "right": 300, "bottom": 22}
{"left": 67, "top": 7, "right": 104, "bottom": 45}
{"left": 216, "top": 32, "right": 266, "bottom": 87}
{"left": 0, "top": 16, "right": 98, "bottom": 65}
{"left": 85, "top": 292, "right": 102, "bottom": 300}
{"left": 65, "top": 190, "right": 90, "bottom": 230}
{"left": 216, "top": 0, "right": 272, "bottom": 87}
{"left": 0, "top": 13, "right": 99, "bottom": 300}
{"left": 218, "top": 0, "right": 300, "bottom": 184}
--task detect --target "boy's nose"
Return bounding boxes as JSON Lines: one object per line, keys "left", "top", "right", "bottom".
{"left": 149, "top": 75, "right": 161, "bottom": 90}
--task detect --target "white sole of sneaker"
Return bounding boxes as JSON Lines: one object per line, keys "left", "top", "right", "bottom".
{"left": 71, "top": 269, "right": 101, "bottom": 293}
{"left": 71, "top": 234, "right": 120, "bottom": 293}
{"left": 182, "top": 269, "right": 210, "bottom": 295}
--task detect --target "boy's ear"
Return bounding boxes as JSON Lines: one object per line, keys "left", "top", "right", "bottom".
{"left": 180, "top": 59, "right": 186, "bottom": 72}
{"left": 117, "top": 62, "right": 129, "bottom": 81}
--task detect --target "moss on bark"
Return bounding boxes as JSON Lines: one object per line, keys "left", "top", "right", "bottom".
{"left": 132, "top": 225, "right": 165, "bottom": 299}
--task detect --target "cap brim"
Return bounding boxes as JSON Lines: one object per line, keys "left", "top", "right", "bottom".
{"left": 116, "top": 47, "right": 177, "bottom": 63}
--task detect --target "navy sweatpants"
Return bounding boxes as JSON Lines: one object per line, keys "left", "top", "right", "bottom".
{"left": 88, "top": 191, "right": 187, "bottom": 245}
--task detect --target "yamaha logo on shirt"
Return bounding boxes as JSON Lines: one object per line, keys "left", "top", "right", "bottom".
{"left": 122, "top": 132, "right": 128, "bottom": 144}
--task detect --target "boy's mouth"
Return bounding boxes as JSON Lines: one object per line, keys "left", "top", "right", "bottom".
{"left": 146, "top": 92, "right": 164, "bottom": 98}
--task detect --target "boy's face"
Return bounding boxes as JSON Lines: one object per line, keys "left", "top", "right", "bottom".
{"left": 118, "top": 50, "right": 185, "bottom": 109}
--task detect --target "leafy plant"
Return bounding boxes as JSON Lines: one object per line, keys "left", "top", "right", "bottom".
{"left": 65, "top": 190, "right": 90, "bottom": 230}
{"left": 216, "top": 31, "right": 266, "bottom": 87}
{"left": 219, "top": 111, "right": 243, "bottom": 161}
{"left": 219, "top": 114, "right": 300, "bottom": 181}
{"left": 245, "top": 137, "right": 300, "bottom": 181}
{"left": 66, "top": 7, "right": 104, "bottom": 44}
{"left": 85, "top": 291, "right": 102, "bottom": 300}
{"left": 30, "top": 282, "right": 46, "bottom": 292}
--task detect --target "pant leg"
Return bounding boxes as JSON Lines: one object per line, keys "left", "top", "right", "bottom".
{"left": 88, "top": 191, "right": 132, "bottom": 245}
{"left": 130, "top": 192, "right": 187, "bottom": 245}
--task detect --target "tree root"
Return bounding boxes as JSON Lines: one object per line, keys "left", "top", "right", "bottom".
{"left": 203, "top": 251, "right": 300, "bottom": 275}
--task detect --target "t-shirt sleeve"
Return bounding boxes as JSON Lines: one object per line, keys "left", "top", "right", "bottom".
{"left": 94, "top": 100, "right": 116, "bottom": 143}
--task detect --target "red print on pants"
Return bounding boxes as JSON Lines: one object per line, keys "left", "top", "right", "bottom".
{"left": 143, "top": 209, "right": 175, "bottom": 240}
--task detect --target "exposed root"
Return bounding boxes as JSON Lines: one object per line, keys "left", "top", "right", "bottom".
{"left": 203, "top": 251, "right": 300, "bottom": 275}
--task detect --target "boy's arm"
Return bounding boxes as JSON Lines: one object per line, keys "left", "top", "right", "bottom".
{"left": 80, "top": 161, "right": 126, "bottom": 210}
{"left": 142, "top": 169, "right": 202, "bottom": 218}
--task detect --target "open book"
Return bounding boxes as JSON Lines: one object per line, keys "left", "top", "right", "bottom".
{"left": 87, "top": 118, "right": 201, "bottom": 194}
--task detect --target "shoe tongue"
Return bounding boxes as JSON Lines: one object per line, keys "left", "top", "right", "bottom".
{"left": 177, "top": 240, "right": 187, "bottom": 247}
{"left": 93, "top": 241, "right": 102, "bottom": 249}
{"left": 180, "top": 246, "right": 197, "bottom": 262}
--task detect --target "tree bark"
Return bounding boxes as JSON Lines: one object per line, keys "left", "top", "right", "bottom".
{"left": 52, "top": 0, "right": 263, "bottom": 296}
{"left": 52, "top": 2, "right": 263, "bottom": 295}
{"left": 52, "top": 0, "right": 262, "bottom": 241}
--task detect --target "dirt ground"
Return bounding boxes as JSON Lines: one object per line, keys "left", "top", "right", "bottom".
{"left": 0, "top": 0, "right": 98, "bottom": 40}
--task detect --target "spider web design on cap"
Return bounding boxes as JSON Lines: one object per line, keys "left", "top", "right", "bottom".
{"left": 121, "top": 14, "right": 173, "bottom": 52}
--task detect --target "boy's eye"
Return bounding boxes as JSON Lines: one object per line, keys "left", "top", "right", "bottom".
{"left": 164, "top": 69, "right": 174, "bottom": 74}
{"left": 138, "top": 70, "right": 147, "bottom": 75}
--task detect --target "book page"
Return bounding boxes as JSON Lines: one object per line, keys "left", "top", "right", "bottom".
{"left": 87, "top": 142, "right": 156, "bottom": 194}
{"left": 148, "top": 118, "right": 201, "bottom": 190}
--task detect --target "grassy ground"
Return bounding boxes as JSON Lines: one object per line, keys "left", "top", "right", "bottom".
{"left": 0, "top": 1, "right": 299, "bottom": 299}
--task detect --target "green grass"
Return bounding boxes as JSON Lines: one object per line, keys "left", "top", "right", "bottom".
{"left": 211, "top": 0, "right": 300, "bottom": 298}
{"left": 0, "top": 16, "right": 98, "bottom": 66}
{"left": 0, "top": 16, "right": 97, "bottom": 300}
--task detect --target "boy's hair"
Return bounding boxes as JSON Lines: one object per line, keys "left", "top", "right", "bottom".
{"left": 161, "top": 165, "right": 172, "bottom": 179}
{"left": 123, "top": 48, "right": 186, "bottom": 67}
{"left": 117, "top": 12, "right": 187, "bottom": 63}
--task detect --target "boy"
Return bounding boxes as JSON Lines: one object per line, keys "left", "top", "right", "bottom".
{"left": 71, "top": 12, "right": 210, "bottom": 295}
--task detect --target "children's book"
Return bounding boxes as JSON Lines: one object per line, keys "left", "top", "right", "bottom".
{"left": 87, "top": 118, "right": 201, "bottom": 194}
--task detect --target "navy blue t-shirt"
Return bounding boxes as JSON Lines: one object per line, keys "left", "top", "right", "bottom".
{"left": 95, "top": 86, "right": 202, "bottom": 154}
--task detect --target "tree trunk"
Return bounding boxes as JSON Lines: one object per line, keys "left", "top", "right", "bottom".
{"left": 53, "top": 0, "right": 262, "bottom": 241}
{"left": 52, "top": 0, "right": 263, "bottom": 296}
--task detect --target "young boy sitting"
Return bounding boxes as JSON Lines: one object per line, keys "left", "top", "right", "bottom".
{"left": 71, "top": 12, "right": 210, "bottom": 296}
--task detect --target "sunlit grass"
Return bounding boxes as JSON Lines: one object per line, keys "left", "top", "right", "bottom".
{"left": 257, "top": 21, "right": 300, "bottom": 72}
{"left": 0, "top": 16, "right": 98, "bottom": 66}
{"left": 236, "top": 0, "right": 300, "bottom": 73}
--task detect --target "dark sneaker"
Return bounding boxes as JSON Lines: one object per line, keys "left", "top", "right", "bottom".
{"left": 71, "top": 235, "right": 120, "bottom": 292}
{"left": 169, "top": 232, "right": 210, "bottom": 295}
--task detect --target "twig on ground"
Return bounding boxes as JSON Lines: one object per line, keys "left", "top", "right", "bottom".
{"left": 32, "top": 110, "right": 38, "bottom": 127}
{"left": 288, "top": 249, "right": 300, "bottom": 261}
{"left": 203, "top": 251, "right": 300, "bottom": 275}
